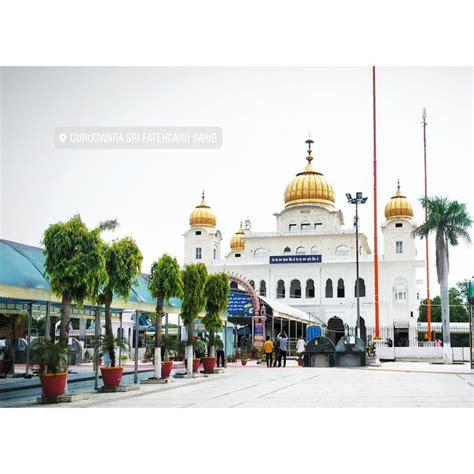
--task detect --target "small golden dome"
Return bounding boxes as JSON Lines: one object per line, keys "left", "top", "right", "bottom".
{"left": 230, "top": 222, "right": 245, "bottom": 251}
{"left": 284, "top": 139, "right": 336, "bottom": 207}
{"left": 384, "top": 181, "right": 414, "bottom": 220}
{"left": 189, "top": 192, "right": 217, "bottom": 228}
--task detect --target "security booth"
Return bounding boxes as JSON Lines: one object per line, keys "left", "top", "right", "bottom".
{"left": 335, "top": 335, "right": 366, "bottom": 367}
{"left": 303, "top": 336, "right": 336, "bottom": 367}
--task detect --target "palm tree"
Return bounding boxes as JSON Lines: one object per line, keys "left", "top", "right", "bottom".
{"left": 413, "top": 196, "right": 472, "bottom": 363}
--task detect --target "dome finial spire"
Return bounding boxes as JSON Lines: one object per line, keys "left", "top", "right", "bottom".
{"left": 202, "top": 190, "right": 205, "bottom": 200}
{"left": 305, "top": 135, "right": 314, "bottom": 163}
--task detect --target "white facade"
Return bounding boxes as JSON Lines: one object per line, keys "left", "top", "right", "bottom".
{"left": 183, "top": 148, "right": 423, "bottom": 336}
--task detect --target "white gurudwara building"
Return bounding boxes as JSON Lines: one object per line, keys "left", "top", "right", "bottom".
{"left": 183, "top": 139, "right": 423, "bottom": 345}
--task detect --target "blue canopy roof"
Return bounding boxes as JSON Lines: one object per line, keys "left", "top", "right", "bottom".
{"left": 0, "top": 239, "right": 173, "bottom": 310}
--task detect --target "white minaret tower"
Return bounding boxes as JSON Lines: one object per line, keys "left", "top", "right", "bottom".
{"left": 381, "top": 180, "right": 416, "bottom": 260}
{"left": 183, "top": 191, "right": 222, "bottom": 266}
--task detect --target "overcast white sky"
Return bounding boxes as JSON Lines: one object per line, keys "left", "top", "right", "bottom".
{"left": 0, "top": 67, "right": 472, "bottom": 296}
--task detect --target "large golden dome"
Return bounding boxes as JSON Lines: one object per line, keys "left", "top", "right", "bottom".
{"left": 230, "top": 222, "right": 245, "bottom": 251}
{"left": 189, "top": 192, "right": 217, "bottom": 228}
{"left": 384, "top": 181, "right": 414, "bottom": 220}
{"left": 284, "top": 139, "right": 336, "bottom": 207}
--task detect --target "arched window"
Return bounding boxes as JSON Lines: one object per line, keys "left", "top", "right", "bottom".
{"left": 259, "top": 280, "right": 266, "bottom": 297}
{"left": 306, "top": 279, "right": 315, "bottom": 298}
{"left": 254, "top": 247, "right": 266, "bottom": 258}
{"left": 335, "top": 245, "right": 350, "bottom": 257}
{"left": 296, "top": 246, "right": 306, "bottom": 255}
{"left": 277, "top": 280, "right": 285, "bottom": 299}
{"left": 325, "top": 279, "right": 333, "bottom": 298}
{"left": 337, "top": 278, "right": 345, "bottom": 298}
{"left": 283, "top": 247, "right": 291, "bottom": 255}
{"left": 310, "top": 246, "right": 319, "bottom": 255}
{"left": 290, "top": 279, "right": 302, "bottom": 298}
{"left": 230, "top": 281, "right": 238, "bottom": 290}
{"left": 249, "top": 280, "right": 255, "bottom": 289}
{"left": 354, "top": 278, "right": 366, "bottom": 297}
{"left": 393, "top": 278, "right": 408, "bottom": 302}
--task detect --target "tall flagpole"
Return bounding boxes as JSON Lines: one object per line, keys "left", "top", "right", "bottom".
{"left": 422, "top": 108, "right": 432, "bottom": 340}
{"left": 373, "top": 66, "right": 380, "bottom": 339}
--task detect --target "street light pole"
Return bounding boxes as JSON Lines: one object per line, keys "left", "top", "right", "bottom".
{"left": 355, "top": 200, "right": 361, "bottom": 338}
{"left": 346, "top": 192, "right": 368, "bottom": 338}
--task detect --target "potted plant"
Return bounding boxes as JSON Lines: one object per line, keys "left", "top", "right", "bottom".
{"left": 0, "top": 345, "right": 13, "bottom": 376}
{"left": 201, "top": 273, "right": 229, "bottom": 372}
{"left": 240, "top": 349, "right": 249, "bottom": 366}
{"left": 97, "top": 334, "right": 130, "bottom": 387}
{"left": 180, "top": 263, "right": 208, "bottom": 375}
{"left": 148, "top": 254, "right": 183, "bottom": 380}
{"left": 32, "top": 339, "right": 69, "bottom": 397}
{"left": 161, "top": 335, "right": 177, "bottom": 378}
{"left": 192, "top": 337, "right": 206, "bottom": 372}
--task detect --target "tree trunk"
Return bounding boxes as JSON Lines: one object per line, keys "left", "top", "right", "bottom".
{"left": 186, "top": 322, "right": 194, "bottom": 375}
{"left": 59, "top": 291, "right": 72, "bottom": 348}
{"left": 209, "top": 329, "right": 215, "bottom": 357}
{"left": 154, "top": 297, "right": 163, "bottom": 379}
{"left": 104, "top": 291, "right": 116, "bottom": 367}
{"left": 439, "top": 246, "right": 452, "bottom": 364}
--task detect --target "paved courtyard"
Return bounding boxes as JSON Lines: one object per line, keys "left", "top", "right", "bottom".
{"left": 32, "top": 362, "right": 474, "bottom": 408}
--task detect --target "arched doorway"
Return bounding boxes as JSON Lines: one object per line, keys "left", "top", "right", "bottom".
{"left": 327, "top": 316, "right": 345, "bottom": 346}
{"left": 228, "top": 273, "right": 260, "bottom": 317}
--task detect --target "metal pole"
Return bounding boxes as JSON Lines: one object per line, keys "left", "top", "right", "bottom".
{"left": 356, "top": 200, "right": 361, "bottom": 338}
{"left": 45, "top": 300, "right": 51, "bottom": 340}
{"left": 25, "top": 302, "right": 33, "bottom": 377}
{"left": 288, "top": 319, "right": 291, "bottom": 355}
{"left": 164, "top": 313, "right": 169, "bottom": 359}
{"left": 422, "top": 108, "right": 432, "bottom": 341}
{"left": 272, "top": 314, "right": 275, "bottom": 339}
{"left": 251, "top": 316, "right": 255, "bottom": 348}
{"left": 134, "top": 309, "right": 139, "bottom": 383}
{"left": 224, "top": 320, "right": 227, "bottom": 368}
{"left": 118, "top": 311, "right": 123, "bottom": 365}
{"left": 372, "top": 66, "right": 381, "bottom": 339}
{"left": 94, "top": 306, "right": 100, "bottom": 390}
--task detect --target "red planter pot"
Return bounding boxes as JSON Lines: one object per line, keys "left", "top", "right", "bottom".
{"left": 100, "top": 366, "right": 124, "bottom": 387}
{"left": 241, "top": 359, "right": 248, "bottom": 366}
{"left": 40, "top": 372, "right": 68, "bottom": 397}
{"left": 201, "top": 356, "right": 216, "bottom": 372}
{"left": 161, "top": 360, "right": 173, "bottom": 378}
{"left": 297, "top": 359, "right": 304, "bottom": 366}
{"left": 193, "top": 358, "right": 201, "bottom": 373}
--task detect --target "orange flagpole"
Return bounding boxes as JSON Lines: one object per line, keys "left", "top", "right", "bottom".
{"left": 373, "top": 66, "right": 380, "bottom": 339}
{"left": 422, "top": 108, "right": 432, "bottom": 340}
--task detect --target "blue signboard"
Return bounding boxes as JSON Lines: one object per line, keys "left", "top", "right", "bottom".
{"left": 269, "top": 255, "right": 322, "bottom": 264}
{"left": 227, "top": 291, "right": 254, "bottom": 316}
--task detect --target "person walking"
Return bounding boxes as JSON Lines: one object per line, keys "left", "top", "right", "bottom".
{"left": 272, "top": 336, "right": 279, "bottom": 367}
{"left": 263, "top": 336, "right": 273, "bottom": 368}
{"left": 296, "top": 334, "right": 306, "bottom": 362}
{"left": 215, "top": 334, "right": 225, "bottom": 367}
{"left": 277, "top": 331, "right": 288, "bottom": 367}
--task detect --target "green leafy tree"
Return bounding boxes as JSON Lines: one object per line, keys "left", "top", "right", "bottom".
{"left": 100, "top": 236, "right": 143, "bottom": 367}
{"left": 413, "top": 197, "right": 472, "bottom": 363}
{"left": 456, "top": 279, "right": 472, "bottom": 308}
{"left": 148, "top": 255, "right": 183, "bottom": 378}
{"left": 202, "top": 273, "right": 229, "bottom": 357}
{"left": 43, "top": 215, "right": 107, "bottom": 347}
{"left": 181, "top": 263, "right": 208, "bottom": 374}
{"left": 418, "top": 287, "right": 468, "bottom": 323}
